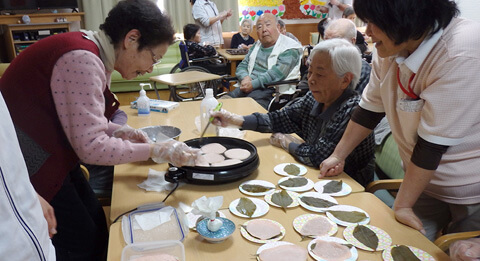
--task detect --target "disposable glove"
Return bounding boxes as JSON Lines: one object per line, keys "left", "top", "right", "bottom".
{"left": 150, "top": 140, "right": 202, "bottom": 167}
{"left": 113, "top": 124, "right": 150, "bottom": 143}
{"left": 269, "top": 133, "right": 303, "bottom": 151}
{"left": 210, "top": 109, "right": 244, "bottom": 128}
{"left": 450, "top": 237, "right": 480, "bottom": 261}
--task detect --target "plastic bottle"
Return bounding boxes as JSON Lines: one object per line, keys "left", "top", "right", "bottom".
{"left": 137, "top": 83, "right": 151, "bottom": 116}
{"left": 200, "top": 89, "right": 219, "bottom": 137}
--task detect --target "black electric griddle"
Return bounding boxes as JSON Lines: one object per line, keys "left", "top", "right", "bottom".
{"left": 165, "top": 137, "right": 259, "bottom": 184}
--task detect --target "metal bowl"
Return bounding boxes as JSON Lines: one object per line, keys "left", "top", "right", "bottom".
{"left": 140, "top": 125, "right": 181, "bottom": 142}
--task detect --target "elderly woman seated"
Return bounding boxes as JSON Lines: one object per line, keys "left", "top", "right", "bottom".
{"left": 183, "top": 23, "right": 226, "bottom": 74}
{"left": 230, "top": 19, "right": 255, "bottom": 49}
{"left": 211, "top": 39, "right": 375, "bottom": 186}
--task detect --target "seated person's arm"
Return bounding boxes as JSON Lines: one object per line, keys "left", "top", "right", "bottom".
{"left": 235, "top": 50, "right": 252, "bottom": 80}
{"left": 250, "top": 48, "right": 301, "bottom": 89}
{"left": 188, "top": 42, "right": 217, "bottom": 58}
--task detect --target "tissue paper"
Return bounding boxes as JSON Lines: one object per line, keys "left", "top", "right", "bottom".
{"left": 138, "top": 169, "right": 176, "bottom": 192}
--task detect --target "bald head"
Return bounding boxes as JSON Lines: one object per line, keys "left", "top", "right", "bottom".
{"left": 256, "top": 13, "right": 280, "bottom": 48}
{"left": 324, "top": 18, "right": 357, "bottom": 44}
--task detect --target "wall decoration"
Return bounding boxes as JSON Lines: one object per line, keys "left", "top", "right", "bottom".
{"left": 299, "top": 0, "right": 328, "bottom": 19}
{"left": 238, "top": 0, "right": 285, "bottom": 23}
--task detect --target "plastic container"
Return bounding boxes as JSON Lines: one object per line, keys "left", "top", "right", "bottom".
{"left": 200, "top": 89, "right": 218, "bottom": 137}
{"left": 122, "top": 204, "right": 189, "bottom": 245}
{"left": 137, "top": 83, "right": 151, "bottom": 116}
{"left": 121, "top": 240, "right": 185, "bottom": 261}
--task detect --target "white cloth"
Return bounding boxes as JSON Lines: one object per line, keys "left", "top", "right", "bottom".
{"left": 0, "top": 94, "right": 55, "bottom": 260}
{"left": 192, "top": 0, "right": 224, "bottom": 46}
{"left": 328, "top": 0, "right": 353, "bottom": 20}
{"left": 80, "top": 30, "right": 115, "bottom": 72}
{"left": 247, "top": 34, "right": 302, "bottom": 81}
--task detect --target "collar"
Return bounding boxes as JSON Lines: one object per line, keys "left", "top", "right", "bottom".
{"left": 395, "top": 28, "right": 443, "bottom": 73}
{"left": 310, "top": 88, "right": 355, "bottom": 119}
{"left": 80, "top": 30, "right": 115, "bottom": 72}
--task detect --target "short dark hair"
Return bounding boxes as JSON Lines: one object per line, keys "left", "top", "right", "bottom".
{"left": 100, "top": 0, "right": 175, "bottom": 50}
{"left": 183, "top": 24, "right": 200, "bottom": 41}
{"left": 190, "top": 0, "right": 196, "bottom": 4}
{"left": 354, "top": 0, "right": 458, "bottom": 45}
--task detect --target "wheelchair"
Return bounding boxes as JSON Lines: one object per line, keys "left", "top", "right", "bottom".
{"left": 168, "top": 41, "right": 230, "bottom": 102}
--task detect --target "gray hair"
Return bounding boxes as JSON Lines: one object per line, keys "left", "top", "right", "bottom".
{"left": 276, "top": 17, "right": 285, "bottom": 28}
{"left": 309, "top": 38, "right": 362, "bottom": 90}
{"left": 325, "top": 18, "right": 357, "bottom": 43}
{"left": 240, "top": 18, "right": 253, "bottom": 27}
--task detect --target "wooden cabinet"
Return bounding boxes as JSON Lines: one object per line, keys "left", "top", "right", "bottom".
{"left": 0, "top": 13, "right": 83, "bottom": 61}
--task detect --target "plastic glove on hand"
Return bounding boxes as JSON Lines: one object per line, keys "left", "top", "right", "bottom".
{"left": 450, "top": 238, "right": 480, "bottom": 261}
{"left": 151, "top": 140, "right": 201, "bottom": 167}
{"left": 113, "top": 124, "right": 151, "bottom": 143}
{"left": 210, "top": 109, "right": 244, "bottom": 128}
{"left": 270, "top": 133, "right": 302, "bottom": 151}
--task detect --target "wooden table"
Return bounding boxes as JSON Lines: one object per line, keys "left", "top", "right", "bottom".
{"left": 107, "top": 192, "right": 449, "bottom": 261}
{"left": 149, "top": 71, "right": 222, "bottom": 101}
{"left": 217, "top": 49, "right": 246, "bottom": 76}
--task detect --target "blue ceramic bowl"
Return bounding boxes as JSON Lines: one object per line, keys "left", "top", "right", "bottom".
{"left": 196, "top": 217, "right": 236, "bottom": 243}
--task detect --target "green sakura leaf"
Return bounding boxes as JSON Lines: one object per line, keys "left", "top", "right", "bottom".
{"left": 329, "top": 210, "right": 368, "bottom": 223}
{"left": 391, "top": 245, "right": 421, "bottom": 261}
{"left": 241, "top": 184, "right": 275, "bottom": 193}
{"left": 283, "top": 164, "right": 300, "bottom": 175}
{"left": 353, "top": 225, "right": 379, "bottom": 251}
{"left": 271, "top": 190, "right": 293, "bottom": 212}
{"left": 279, "top": 177, "right": 308, "bottom": 187}
{"left": 300, "top": 196, "right": 337, "bottom": 208}
{"left": 323, "top": 180, "right": 343, "bottom": 193}
{"left": 236, "top": 197, "right": 256, "bottom": 218}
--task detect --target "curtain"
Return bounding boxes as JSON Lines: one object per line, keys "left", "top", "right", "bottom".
{"left": 164, "top": 0, "right": 238, "bottom": 34}
{"left": 79, "top": 0, "right": 120, "bottom": 31}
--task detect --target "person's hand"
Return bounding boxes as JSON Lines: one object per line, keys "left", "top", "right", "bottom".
{"left": 240, "top": 77, "right": 253, "bottom": 93}
{"left": 238, "top": 43, "right": 247, "bottom": 49}
{"left": 450, "top": 238, "right": 480, "bottom": 261}
{"left": 329, "top": 0, "right": 340, "bottom": 6}
{"left": 113, "top": 124, "right": 150, "bottom": 143}
{"left": 316, "top": 5, "right": 329, "bottom": 13}
{"left": 150, "top": 140, "right": 201, "bottom": 166}
{"left": 394, "top": 207, "right": 426, "bottom": 235}
{"left": 226, "top": 9, "right": 233, "bottom": 18}
{"left": 219, "top": 11, "right": 228, "bottom": 21}
{"left": 269, "top": 133, "right": 303, "bottom": 151}
{"left": 37, "top": 194, "right": 57, "bottom": 238}
{"left": 319, "top": 155, "right": 345, "bottom": 178}
{"left": 210, "top": 109, "right": 244, "bottom": 128}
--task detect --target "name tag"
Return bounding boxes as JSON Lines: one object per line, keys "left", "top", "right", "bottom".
{"left": 397, "top": 98, "right": 424, "bottom": 112}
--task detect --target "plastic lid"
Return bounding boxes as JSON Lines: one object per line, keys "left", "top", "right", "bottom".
{"left": 205, "top": 88, "right": 214, "bottom": 98}
{"left": 121, "top": 240, "right": 185, "bottom": 261}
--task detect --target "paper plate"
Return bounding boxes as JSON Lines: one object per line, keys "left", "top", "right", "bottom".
{"left": 293, "top": 214, "right": 338, "bottom": 238}
{"left": 343, "top": 224, "right": 392, "bottom": 251}
{"left": 298, "top": 192, "right": 338, "bottom": 213}
{"left": 264, "top": 190, "right": 300, "bottom": 209}
{"left": 186, "top": 211, "right": 226, "bottom": 230}
{"left": 239, "top": 180, "right": 276, "bottom": 196}
{"left": 313, "top": 180, "right": 352, "bottom": 197}
{"left": 308, "top": 236, "right": 358, "bottom": 261}
{"left": 278, "top": 176, "right": 314, "bottom": 192}
{"left": 326, "top": 205, "right": 370, "bottom": 227}
{"left": 382, "top": 245, "right": 435, "bottom": 261}
{"left": 229, "top": 197, "right": 269, "bottom": 218}
{"left": 240, "top": 219, "right": 285, "bottom": 244}
{"left": 274, "top": 163, "right": 307, "bottom": 176}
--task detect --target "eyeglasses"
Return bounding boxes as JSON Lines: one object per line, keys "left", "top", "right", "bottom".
{"left": 149, "top": 49, "right": 162, "bottom": 66}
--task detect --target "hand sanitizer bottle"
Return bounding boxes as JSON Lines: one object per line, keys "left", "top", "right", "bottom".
{"left": 200, "top": 89, "right": 218, "bottom": 137}
{"left": 137, "top": 83, "right": 151, "bottom": 116}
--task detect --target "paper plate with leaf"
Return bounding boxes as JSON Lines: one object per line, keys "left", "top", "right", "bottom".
{"left": 298, "top": 191, "right": 338, "bottom": 212}
{"left": 256, "top": 241, "right": 308, "bottom": 261}
{"left": 343, "top": 224, "right": 392, "bottom": 251}
{"left": 277, "top": 176, "right": 314, "bottom": 192}
{"left": 264, "top": 190, "right": 299, "bottom": 211}
{"left": 229, "top": 197, "right": 269, "bottom": 218}
{"left": 382, "top": 245, "right": 435, "bottom": 261}
{"left": 308, "top": 236, "right": 358, "bottom": 261}
{"left": 186, "top": 210, "right": 226, "bottom": 230}
{"left": 293, "top": 214, "right": 338, "bottom": 240}
{"left": 239, "top": 180, "right": 276, "bottom": 196}
{"left": 273, "top": 163, "right": 307, "bottom": 176}
{"left": 240, "top": 219, "right": 286, "bottom": 244}
{"left": 314, "top": 180, "right": 352, "bottom": 196}
{"left": 326, "top": 205, "right": 370, "bottom": 226}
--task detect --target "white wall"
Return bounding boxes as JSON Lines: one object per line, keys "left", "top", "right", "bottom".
{"left": 457, "top": 0, "right": 480, "bottom": 22}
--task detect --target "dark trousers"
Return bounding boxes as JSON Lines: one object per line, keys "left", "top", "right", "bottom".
{"left": 50, "top": 164, "right": 108, "bottom": 261}
{"left": 228, "top": 87, "right": 274, "bottom": 110}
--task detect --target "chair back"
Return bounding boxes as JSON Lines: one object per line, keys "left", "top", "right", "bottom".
{"left": 178, "top": 41, "right": 190, "bottom": 69}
